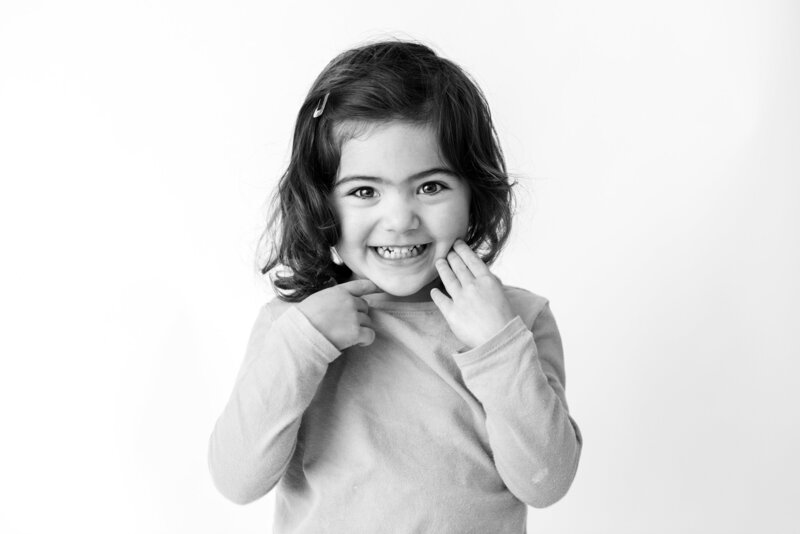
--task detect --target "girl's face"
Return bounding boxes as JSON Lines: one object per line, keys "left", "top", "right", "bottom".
{"left": 330, "top": 121, "right": 471, "bottom": 301}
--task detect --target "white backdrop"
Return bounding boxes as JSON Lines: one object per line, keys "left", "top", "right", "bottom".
{"left": 1, "top": 1, "right": 798, "bottom": 532}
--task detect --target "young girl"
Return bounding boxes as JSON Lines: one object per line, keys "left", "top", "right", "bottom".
{"left": 208, "top": 40, "right": 582, "bottom": 533}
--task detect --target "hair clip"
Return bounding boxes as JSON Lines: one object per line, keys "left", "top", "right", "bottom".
{"left": 313, "top": 92, "right": 330, "bottom": 118}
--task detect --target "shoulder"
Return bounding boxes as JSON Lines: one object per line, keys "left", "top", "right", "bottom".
{"left": 502, "top": 285, "right": 552, "bottom": 330}
{"left": 249, "top": 295, "right": 297, "bottom": 329}
{"left": 264, "top": 295, "right": 295, "bottom": 317}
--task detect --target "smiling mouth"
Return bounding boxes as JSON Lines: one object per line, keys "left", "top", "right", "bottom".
{"left": 371, "top": 243, "right": 429, "bottom": 260}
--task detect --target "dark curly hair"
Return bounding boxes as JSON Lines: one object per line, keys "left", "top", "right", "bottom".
{"left": 259, "top": 39, "right": 515, "bottom": 302}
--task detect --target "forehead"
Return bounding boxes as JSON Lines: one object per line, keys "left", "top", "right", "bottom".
{"left": 334, "top": 121, "right": 449, "bottom": 181}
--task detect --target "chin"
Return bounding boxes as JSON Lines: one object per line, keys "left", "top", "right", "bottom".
{"left": 373, "top": 274, "right": 437, "bottom": 300}
{"left": 381, "top": 285, "right": 422, "bottom": 297}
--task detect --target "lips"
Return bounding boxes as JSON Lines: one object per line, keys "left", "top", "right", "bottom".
{"left": 371, "top": 243, "right": 429, "bottom": 260}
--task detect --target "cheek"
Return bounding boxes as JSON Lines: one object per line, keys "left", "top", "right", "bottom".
{"left": 333, "top": 207, "right": 367, "bottom": 247}
{"left": 432, "top": 199, "right": 471, "bottom": 238}
{"left": 331, "top": 200, "right": 351, "bottom": 238}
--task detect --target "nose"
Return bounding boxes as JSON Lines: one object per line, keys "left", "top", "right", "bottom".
{"left": 380, "top": 194, "right": 420, "bottom": 233}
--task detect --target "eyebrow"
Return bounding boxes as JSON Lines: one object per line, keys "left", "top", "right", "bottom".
{"left": 334, "top": 167, "right": 459, "bottom": 188}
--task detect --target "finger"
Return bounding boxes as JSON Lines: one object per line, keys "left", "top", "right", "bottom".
{"left": 430, "top": 287, "right": 453, "bottom": 315}
{"left": 353, "top": 297, "right": 369, "bottom": 313}
{"left": 435, "top": 257, "right": 461, "bottom": 295}
{"left": 446, "top": 250, "right": 473, "bottom": 284}
{"left": 453, "top": 239, "right": 491, "bottom": 276}
{"left": 341, "top": 278, "right": 381, "bottom": 297}
{"left": 356, "top": 326, "right": 376, "bottom": 347}
{"left": 357, "top": 311, "right": 372, "bottom": 327}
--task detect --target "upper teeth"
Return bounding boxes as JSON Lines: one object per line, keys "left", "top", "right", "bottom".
{"left": 375, "top": 245, "right": 425, "bottom": 259}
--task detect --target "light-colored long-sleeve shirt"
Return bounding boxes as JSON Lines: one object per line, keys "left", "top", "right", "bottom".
{"left": 208, "top": 286, "right": 582, "bottom": 533}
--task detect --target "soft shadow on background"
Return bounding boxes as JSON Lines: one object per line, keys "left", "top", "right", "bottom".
{"left": 1, "top": 1, "right": 798, "bottom": 532}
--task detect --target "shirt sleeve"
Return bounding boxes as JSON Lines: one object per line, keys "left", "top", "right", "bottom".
{"left": 207, "top": 303, "right": 340, "bottom": 505}
{"left": 453, "top": 302, "right": 583, "bottom": 508}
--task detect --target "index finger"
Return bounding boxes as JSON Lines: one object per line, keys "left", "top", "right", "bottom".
{"left": 339, "top": 278, "right": 382, "bottom": 296}
{"left": 453, "top": 239, "right": 490, "bottom": 276}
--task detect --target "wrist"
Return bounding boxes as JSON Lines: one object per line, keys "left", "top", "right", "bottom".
{"left": 459, "top": 314, "right": 521, "bottom": 353}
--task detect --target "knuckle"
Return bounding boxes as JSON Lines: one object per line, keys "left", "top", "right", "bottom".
{"left": 350, "top": 321, "right": 361, "bottom": 339}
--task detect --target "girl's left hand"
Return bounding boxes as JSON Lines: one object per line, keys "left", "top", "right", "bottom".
{"left": 431, "top": 239, "right": 516, "bottom": 350}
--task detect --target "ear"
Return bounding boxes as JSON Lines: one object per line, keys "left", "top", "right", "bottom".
{"left": 330, "top": 246, "right": 344, "bottom": 265}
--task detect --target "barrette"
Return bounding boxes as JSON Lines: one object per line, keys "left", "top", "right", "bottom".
{"left": 313, "top": 92, "right": 330, "bottom": 118}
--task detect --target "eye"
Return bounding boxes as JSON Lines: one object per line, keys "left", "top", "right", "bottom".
{"left": 349, "top": 186, "right": 376, "bottom": 199}
{"left": 418, "top": 181, "right": 447, "bottom": 195}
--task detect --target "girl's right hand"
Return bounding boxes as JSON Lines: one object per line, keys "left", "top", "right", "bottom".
{"left": 296, "top": 279, "right": 381, "bottom": 351}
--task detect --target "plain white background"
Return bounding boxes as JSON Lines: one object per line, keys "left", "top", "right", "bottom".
{"left": 1, "top": 1, "right": 798, "bottom": 532}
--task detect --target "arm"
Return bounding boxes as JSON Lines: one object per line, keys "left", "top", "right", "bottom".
{"left": 207, "top": 303, "right": 340, "bottom": 504}
{"left": 454, "top": 302, "right": 583, "bottom": 508}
